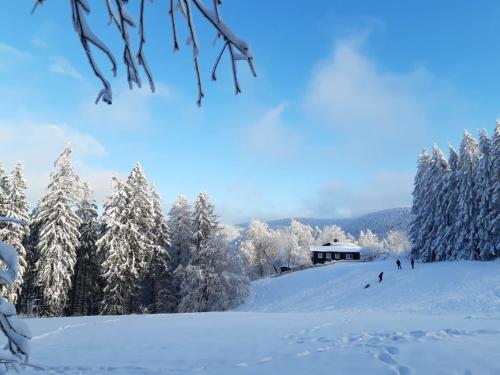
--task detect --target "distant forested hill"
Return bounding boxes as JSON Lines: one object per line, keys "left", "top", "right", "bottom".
{"left": 240, "top": 207, "right": 412, "bottom": 237}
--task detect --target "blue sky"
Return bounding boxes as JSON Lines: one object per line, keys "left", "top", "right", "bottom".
{"left": 1, "top": 1, "right": 499, "bottom": 223}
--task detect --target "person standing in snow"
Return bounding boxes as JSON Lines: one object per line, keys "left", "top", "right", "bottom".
{"left": 396, "top": 259, "right": 402, "bottom": 270}
{"left": 378, "top": 272, "right": 384, "bottom": 283}
{"left": 411, "top": 258, "right": 415, "bottom": 269}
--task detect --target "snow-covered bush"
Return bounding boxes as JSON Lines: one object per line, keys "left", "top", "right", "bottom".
{"left": 385, "top": 230, "right": 411, "bottom": 258}
{"left": 178, "top": 232, "right": 249, "bottom": 312}
{"left": 357, "top": 229, "right": 386, "bottom": 260}
{"left": 241, "top": 220, "right": 281, "bottom": 278}
{"left": 357, "top": 228, "right": 411, "bottom": 260}
{"left": 276, "top": 220, "right": 313, "bottom": 269}
{"left": 314, "top": 224, "right": 348, "bottom": 245}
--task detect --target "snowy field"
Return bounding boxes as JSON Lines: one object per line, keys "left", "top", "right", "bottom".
{"left": 18, "top": 260, "right": 500, "bottom": 374}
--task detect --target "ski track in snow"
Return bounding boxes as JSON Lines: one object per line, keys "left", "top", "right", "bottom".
{"left": 32, "top": 318, "right": 121, "bottom": 341}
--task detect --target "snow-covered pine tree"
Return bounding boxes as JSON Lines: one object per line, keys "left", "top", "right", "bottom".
{"left": 178, "top": 231, "right": 249, "bottom": 313}
{"left": 167, "top": 195, "right": 194, "bottom": 271}
{"left": 125, "top": 163, "right": 154, "bottom": 277}
{"left": 1, "top": 162, "right": 30, "bottom": 304}
{"left": 192, "top": 191, "right": 218, "bottom": 253}
{"left": 123, "top": 163, "right": 157, "bottom": 312}
{"left": 176, "top": 192, "right": 221, "bottom": 310}
{"left": 18, "top": 206, "right": 41, "bottom": 315}
{"left": 0, "top": 162, "right": 12, "bottom": 245}
{"left": 426, "top": 145, "right": 450, "bottom": 261}
{"left": 488, "top": 121, "right": 500, "bottom": 258}
{"left": 476, "top": 130, "right": 496, "bottom": 260}
{"left": 410, "top": 149, "right": 433, "bottom": 260}
{"left": 34, "top": 145, "right": 82, "bottom": 316}
{"left": 98, "top": 177, "right": 138, "bottom": 315}
{"left": 147, "top": 186, "right": 172, "bottom": 313}
{"left": 455, "top": 131, "right": 481, "bottom": 260}
{"left": 441, "top": 147, "right": 461, "bottom": 260}
{"left": 70, "top": 183, "right": 100, "bottom": 316}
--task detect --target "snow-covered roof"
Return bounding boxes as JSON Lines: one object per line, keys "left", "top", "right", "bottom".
{"left": 309, "top": 241, "right": 361, "bottom": 253}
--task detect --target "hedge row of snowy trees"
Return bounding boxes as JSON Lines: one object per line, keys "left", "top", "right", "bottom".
{"left": 240, "top": 220, "right": 411, "bottom": 279}
{"left": 0, "top": 145, "right": 248, "bottom": 317}
{"left": 410, "top": 122, "right": 500, "bottom": 261}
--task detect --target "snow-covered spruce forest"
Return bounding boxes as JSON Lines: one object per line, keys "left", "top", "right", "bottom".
{"left": 0, "top": 145, "right": 250, "bottom": 317}
{"left": 410, "top": 122, "right": 500, "bottom": 261}
{"left": 0, "top": 144, "right": 414, "bottom": 318}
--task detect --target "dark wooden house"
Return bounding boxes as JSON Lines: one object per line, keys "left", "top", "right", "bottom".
{"left": 310, "top": 240, "right": 361, "bottom": 265}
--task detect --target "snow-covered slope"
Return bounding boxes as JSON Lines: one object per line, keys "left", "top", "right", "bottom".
{"left": 18, "top": 260, "right": 500, "bottom": 375}
{"left": 240, "top": 260, "right": 500, "bottom": 315}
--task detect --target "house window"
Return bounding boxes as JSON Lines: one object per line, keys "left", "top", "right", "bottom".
{"left": 346, "top": 254, "right": 352, "bottom": 260}
{"left": 335, "top": 253, "right": 340, "bottom": 260}
{"left": 318, "top": 253, "right": 323, "bottom": 259}
{"left": 326, "top": 253, "right": 332, "bottom": 260}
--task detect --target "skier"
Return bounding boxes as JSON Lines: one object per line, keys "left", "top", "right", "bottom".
{"left": 396, "top": 259, "right": 402, "bottom": 270}
{"left": 378, "top": 272, "right": 384, "bottom": 283}
{"left": 364, "top": 283, "right": 371, "bottom": 289}
{"left": 411, "top": 257, "right": 415, "bottom": 269}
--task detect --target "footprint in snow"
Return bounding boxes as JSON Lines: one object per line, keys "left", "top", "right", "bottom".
{"left": 494, "top": 287, "right": 500, "bottom": 299}
{"left": 397, "top": 365, "right": 413, "bottom": 375}
{"left": 377, "top": 352, "right": 398, "bottom": 365}
{"left": 386, "top": 346, "right": 399, "bottom": 355}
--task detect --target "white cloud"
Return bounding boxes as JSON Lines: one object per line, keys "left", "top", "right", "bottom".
{"left": 33, "top": 36, "right": 48, "bottom": 49}
{"left": 303, "top": 171, "right": 414, "bottom": 218}
{"left": 0, "top": 121, "right": 111, "bottom": 206}
{"left": 243, "top": 103, "right": 299, "bottom": 158}
{"left": 304, "top": 36, "right": 432, "bottom": 162}
{"left": 79, "top": 82, "right": 171, "bottom": 129}
{"left": 49, "top": 56, "right": 83, "bottom": 81}
{"left": 0, "top": 42, "right": 30, "bottom": 70}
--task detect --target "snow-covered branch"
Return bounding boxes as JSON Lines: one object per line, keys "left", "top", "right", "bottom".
{"left": 32, "top": 0, "right": 256, "bottom": 106}
{"left": 70, "top": 0, "right": 117, "bottom": 104}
